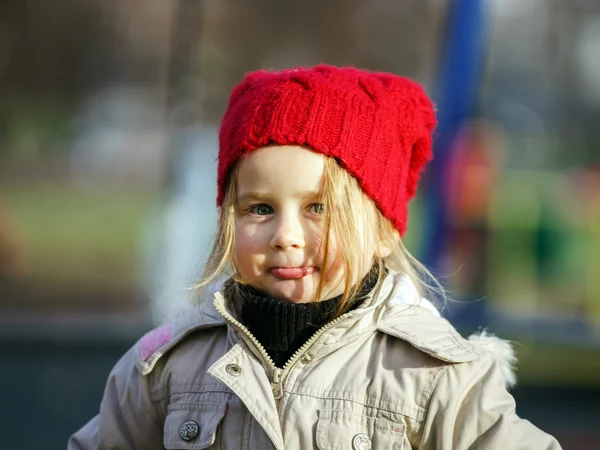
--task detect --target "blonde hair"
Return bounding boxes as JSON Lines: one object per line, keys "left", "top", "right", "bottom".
{"left": 195, "top": 155, "right": 444, "bottom": 315}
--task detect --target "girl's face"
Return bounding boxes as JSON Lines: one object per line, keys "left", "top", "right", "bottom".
{"left": 233, "top": 145, "right": 375, "bottom": 303}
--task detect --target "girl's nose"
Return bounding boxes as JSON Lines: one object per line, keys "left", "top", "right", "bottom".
{"left": 270, "top": 215, "right": 305, "bottom": 250}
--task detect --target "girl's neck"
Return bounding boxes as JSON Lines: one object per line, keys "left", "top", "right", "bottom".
{"left": 231, "top": 264, "right": 382, "bottom": 368}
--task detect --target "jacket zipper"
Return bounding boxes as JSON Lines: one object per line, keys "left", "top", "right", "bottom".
{"left": 213, "top": 293, "right": 353, "bottom": 401}
{"left": 213, "top": 294, "right": 282, "bottom": 394}
{"left": 269, "top": 314, "right": 351, "bottom": 400}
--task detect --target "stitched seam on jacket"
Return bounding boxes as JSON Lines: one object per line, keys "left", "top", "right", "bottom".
{"left": 379, "top": 322, "right": 467, "bottom": 344}
{"left": 378, "top": 327, "right": 476, "bottom": 362}
{"left": 416, "top": 364, "right": 451, "bottom": 448}
{"left": 384, "top": 329, "right": 463, "bottom": 349}
{"left": 416, "top": 366, "right": 448, "bottom": 406}
{"left": 230, "top": 382, "right": 283, "bottom": 449}
{"left": 322, "top": 327, "right": 379, "bottom": 345}
{"left": 295, "top": 382, "right": 436, "bottom": 411}
{"left": 242, "top": 408, "right": 253, "bottom": 450}
{"left": 151, "top": 383, "right": 233, "bottom": 402}
{"left": 288, "top": 389, "right": 425, "bottom": 421}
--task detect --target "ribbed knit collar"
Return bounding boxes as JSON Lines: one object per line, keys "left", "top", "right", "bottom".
{"left": 233, "top": 265, "right": 381, "bottom": 368}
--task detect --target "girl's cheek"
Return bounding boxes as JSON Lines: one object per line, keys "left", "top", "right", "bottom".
{"left": 235, "top": 233, "right": 260, "bottom": 254}
{"left": 322, "top": 238, "right": 344, "bottom": 281}
{"left": 234, "top": 227, "right": 258, "bottom": 257}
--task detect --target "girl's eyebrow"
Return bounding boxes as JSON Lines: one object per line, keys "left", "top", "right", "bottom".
{"left": 236, "top": 192, "right": 271, "bottom": 204}
{"left": 292, "top": 189, "right": 322, "bottom": 200}
{"left": 236, "top": 190, "right": 322, "bottom": 204}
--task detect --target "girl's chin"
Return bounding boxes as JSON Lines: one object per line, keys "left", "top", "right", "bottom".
{"left": 267, "top": 289, "right": 318, "bottom": 304}
{"left": 264, "top": 281, "right": 344, "bottom": 304}
{"left": 261, "top": 280, "right": 320, "bottom": 304}
{"left": 249, "top": 271, "right": 344, "bottom": 303}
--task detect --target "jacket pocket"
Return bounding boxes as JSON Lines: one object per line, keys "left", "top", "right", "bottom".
{"left": 316, "top": 409, "right": 405, "bottom": 450}
{"left": 164, "top": 402, "right": 228, "bottom": 449}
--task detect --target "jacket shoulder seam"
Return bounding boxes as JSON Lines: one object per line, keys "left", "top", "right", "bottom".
{"left": 135, "top": 321, "right": 224, "bottom": 375}
{"left": 417, "top": 364, "right": 452, "bottom": 448}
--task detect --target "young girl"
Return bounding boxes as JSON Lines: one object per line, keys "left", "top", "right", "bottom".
{"left": 69, "top": 65, "right": 561, "bottom": 449}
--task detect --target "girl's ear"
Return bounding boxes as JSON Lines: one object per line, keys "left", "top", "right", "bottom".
{"left": 375, "top": 230, "right": 400, "bottom": 259}
{"left": 376, "top": 242, "right": 393, "bottom": 259}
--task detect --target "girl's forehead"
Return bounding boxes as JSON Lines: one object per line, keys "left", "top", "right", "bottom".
{"left": 242, "top": 145, "right": 323, "bottom": 168}
{"left": 236, "top": 145, "right": 325, "bottom": 195}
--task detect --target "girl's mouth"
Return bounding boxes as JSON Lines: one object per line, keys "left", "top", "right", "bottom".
{"left": 270, "top": 266, "right": 317, "bottom": 280}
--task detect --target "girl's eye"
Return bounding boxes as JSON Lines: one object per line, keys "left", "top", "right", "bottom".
{"left": 249, "top": 204, "right": 274, "bottom": 216}
{"left": 308, "top": 203, "right": 325, "bottom": 214}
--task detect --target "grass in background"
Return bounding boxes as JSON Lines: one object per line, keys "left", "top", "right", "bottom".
{"left": 4, "top": 184, "right": 162, "bottom": 292}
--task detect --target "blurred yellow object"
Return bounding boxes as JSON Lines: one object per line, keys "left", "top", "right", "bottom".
{"left": 517, "top": 340, "right": 600, "bottom": 387}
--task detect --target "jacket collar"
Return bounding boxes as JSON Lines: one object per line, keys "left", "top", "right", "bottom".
{"left": 136, "top": 271, "right": 482, "bottom": 375}
{"left": 373, "top": 273, "right": 516, "bottom": 386}
{"left": 375, "top": 273, "right": 479, "bottom": 363}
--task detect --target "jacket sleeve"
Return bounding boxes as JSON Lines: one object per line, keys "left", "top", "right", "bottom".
{"left": 419, "top": 352, "right": 563, "bottom": 450}
{"left": 68, "top": 346, "right": 164, "bottom": 450}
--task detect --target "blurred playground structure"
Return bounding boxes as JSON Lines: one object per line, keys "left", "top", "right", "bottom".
{"left": 1, "top": 0, "right": 600, "bottom": 448}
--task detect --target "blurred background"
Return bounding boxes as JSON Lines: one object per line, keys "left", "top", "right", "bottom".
{"left": 1, "top": 0, "right": 599, "bottom": 448}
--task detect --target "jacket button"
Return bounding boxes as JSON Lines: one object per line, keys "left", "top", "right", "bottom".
{"left": 226, "top": 363, "right": 242, "bottom": 376}
{"left": 179, "top": 420, "right": 199, "bottom": 441}
{"left": 352, "top": 433, "right": 372, "bottom": 450}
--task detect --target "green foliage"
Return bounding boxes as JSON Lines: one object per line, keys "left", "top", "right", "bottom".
{"left": 5, "top": 185, "right": 161, "bottom": 290}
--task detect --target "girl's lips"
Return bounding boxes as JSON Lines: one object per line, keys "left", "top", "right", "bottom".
{"left": 270, "top": 266, "right": 317, "bottom": 280}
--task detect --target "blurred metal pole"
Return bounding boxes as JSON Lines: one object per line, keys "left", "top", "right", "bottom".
{"left": 164, "top": 0, "right": 204, "bottom": 184}
{"left": 166, "top": 0, "right": 203, "bottom": 111}
{"left": 420, "top": 0, "right": 489, "bottom": 273}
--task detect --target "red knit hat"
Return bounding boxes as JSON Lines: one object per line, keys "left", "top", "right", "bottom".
{"left": 218, "top": 65, "right": 437, "bottom": 235}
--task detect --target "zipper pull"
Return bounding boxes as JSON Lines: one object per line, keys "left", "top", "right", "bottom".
{"left": 271, "top": 368, "right": 284, "bottom": 400}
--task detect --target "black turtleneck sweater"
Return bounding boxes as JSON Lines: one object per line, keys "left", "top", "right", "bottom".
{"left": 233, "top": 266, "right": 381, "bottom": 368}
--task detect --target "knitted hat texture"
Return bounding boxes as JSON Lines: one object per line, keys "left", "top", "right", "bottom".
{"left": 217, "top": 64, "right": 437, "bottom": 235}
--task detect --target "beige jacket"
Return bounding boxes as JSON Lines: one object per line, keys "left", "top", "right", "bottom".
{"left": 69, "top": 272, "right": 562, "bottom": 449}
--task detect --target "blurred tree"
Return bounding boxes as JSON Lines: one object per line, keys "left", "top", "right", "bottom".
{"left": 0, "top": 0, "right": 112, "bottom": 105}
{"left": 0, "top": 0, "right": 170, "bottom": 109}
{"left": 191, "top": 0, "right": 444, "bottom": 122}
